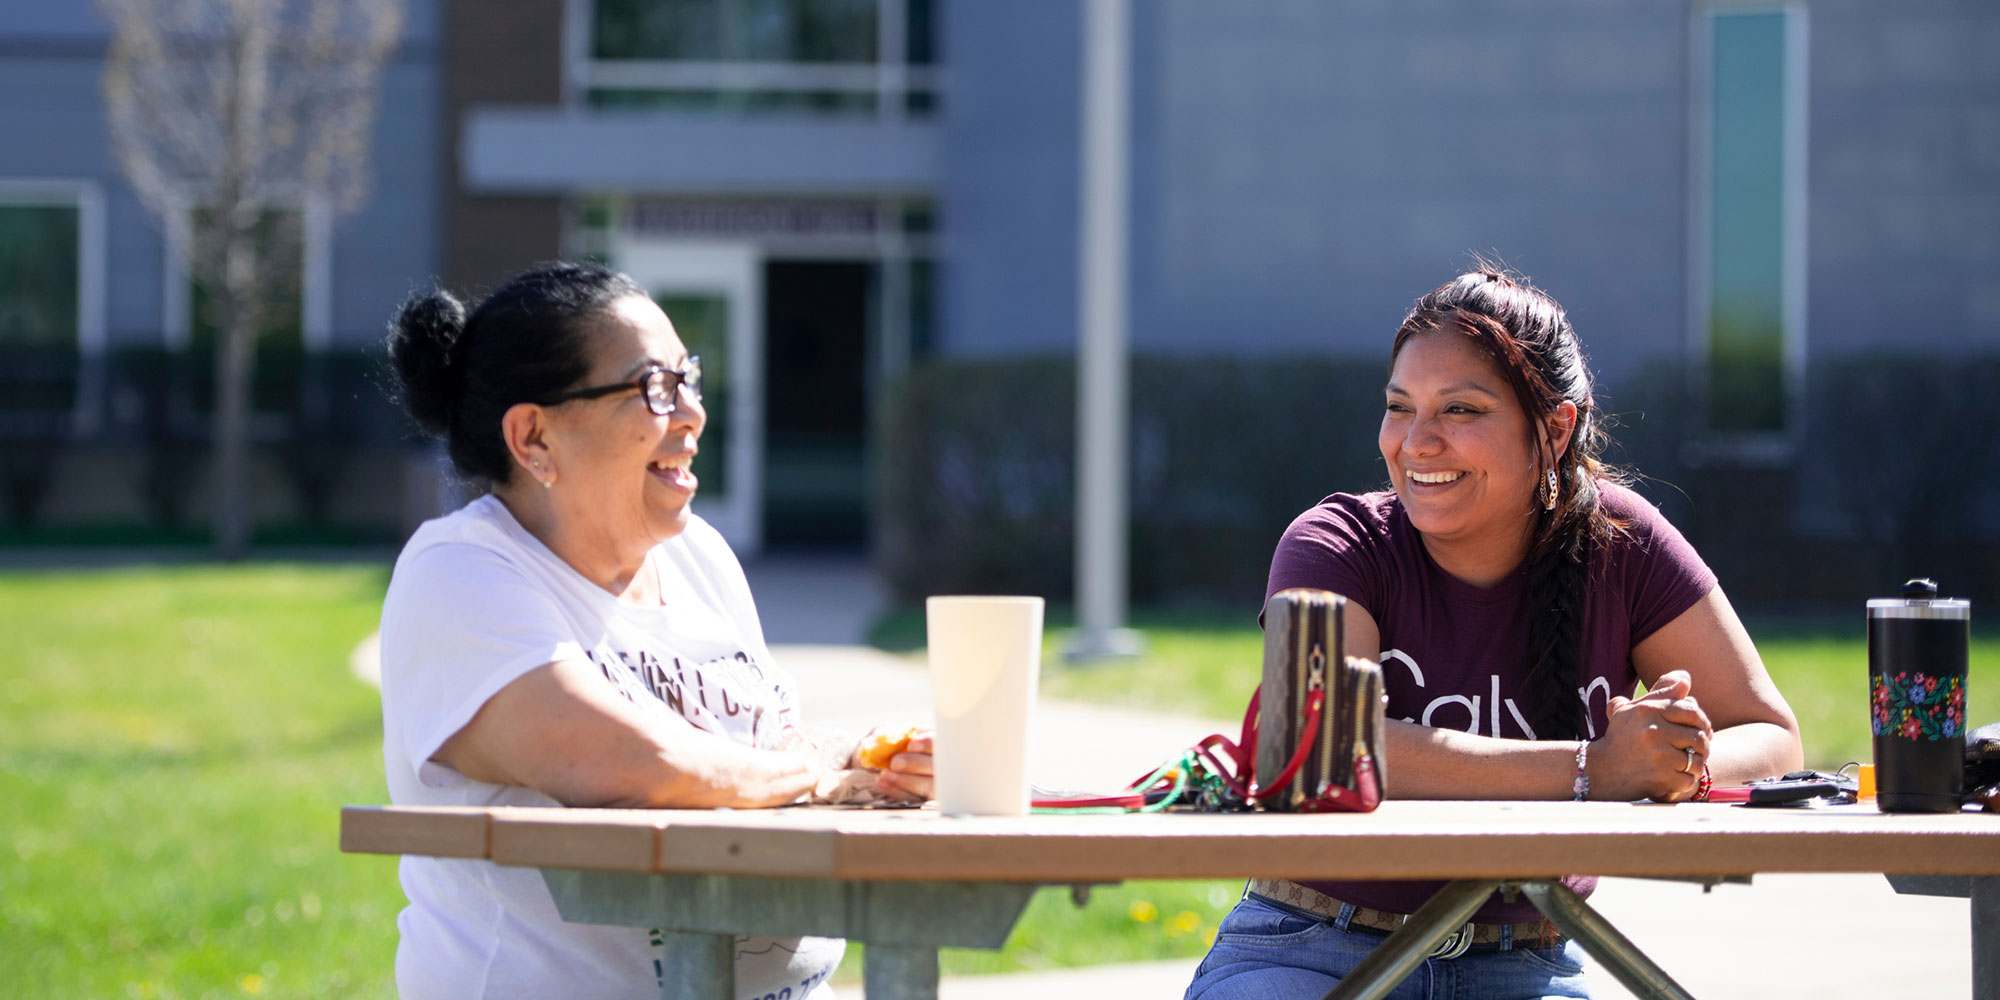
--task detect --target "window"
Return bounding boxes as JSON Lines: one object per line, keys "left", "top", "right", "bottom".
{"left": 656, "top": 291, "right": 732, "bottom": 495}
{"left": 184, "top": 207, "right": 306, "bottom": 356}
{"left": 0, "top": 181, "right": 105, "bottom": 430}
{"left": 164, "top": 200, "right": 327, "bottom": 421}
{"left": 574, "top": 0, "right": 941, "bottom": 117}
{"left": 1697, "top": 6, "right": 1805, "bottom": 437}
{"left": 0, "top": 203, "right": 80, "bottom": 351}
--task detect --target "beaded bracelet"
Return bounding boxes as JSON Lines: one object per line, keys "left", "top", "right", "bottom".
{"left": 1573, "top": 739, "right": 1591, "bottom": 801}
{"left": 1693, "top": 761, "right": 1713, "bottom": 802}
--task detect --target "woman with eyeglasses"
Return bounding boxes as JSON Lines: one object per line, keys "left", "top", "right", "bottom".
{"left": 378, "top": 261, "right": 929, "bottom": 1000}
{"left": 1184, "top": 268, "right": 1804, "bottom": 1000}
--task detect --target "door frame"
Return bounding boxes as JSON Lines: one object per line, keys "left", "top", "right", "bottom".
{"left": 611, "top": 238, "right": 765, "bottom": 556}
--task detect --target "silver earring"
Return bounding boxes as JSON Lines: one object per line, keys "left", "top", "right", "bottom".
{"left": 1543, "top": 468, "right": 1559, "bottom": 511}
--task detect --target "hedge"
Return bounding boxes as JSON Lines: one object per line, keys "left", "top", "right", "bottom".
{"left": 872, "top": 352, "right": 2000, "bottom": 609}
{"left": 873, "top": 355, "right": 1389, "bottom": 607}
{"left": 0, "top": 344, "right": 407, "bottom": 532}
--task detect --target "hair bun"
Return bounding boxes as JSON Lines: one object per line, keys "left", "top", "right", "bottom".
{"left": 388, "top": 288, "right": 468, "bottom": 436}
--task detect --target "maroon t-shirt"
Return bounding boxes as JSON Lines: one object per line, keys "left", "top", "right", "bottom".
{"left": 1265, "top": 480, "right": 1717, "bottom": 923}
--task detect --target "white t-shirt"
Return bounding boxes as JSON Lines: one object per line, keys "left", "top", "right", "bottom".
{"left": 379, "top": 496, "right": 842, "bottom": 1000}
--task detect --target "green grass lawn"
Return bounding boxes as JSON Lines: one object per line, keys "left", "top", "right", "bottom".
{"left": 0, "top": 565, "right": 1240, "bottom": 996}
{"left": 1, "top": 564, "right": 401, "bottom": 999}
{"left": 6, "top": 567, "right": 1995, "bottom": 997}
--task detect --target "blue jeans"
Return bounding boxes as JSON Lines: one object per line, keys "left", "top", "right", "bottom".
{"left": 1184, "top": 894, "right": 1592, "bottom": 1000}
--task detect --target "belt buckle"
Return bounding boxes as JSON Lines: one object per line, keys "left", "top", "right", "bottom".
{"left": 1425, "top": 922, "right": 1474, "bottom": 960}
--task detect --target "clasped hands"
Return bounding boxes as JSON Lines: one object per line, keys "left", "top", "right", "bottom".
{"left": 1591, "top": 670, "right": 1714, "bottom": 803}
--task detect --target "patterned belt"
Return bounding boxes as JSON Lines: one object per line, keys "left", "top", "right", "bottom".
{"left": 1245, "top": 878, "right": 1564, "bottom": 956}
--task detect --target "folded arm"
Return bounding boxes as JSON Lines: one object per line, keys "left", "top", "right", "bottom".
{"left": 432, "top": 658, "right": 827, "bottom": 809}
{"left": 1626, "top": 585, "right": 1803, "bottom": 789}
{"left": 1337, "top": 587, "right": 1802, "bottom": 802}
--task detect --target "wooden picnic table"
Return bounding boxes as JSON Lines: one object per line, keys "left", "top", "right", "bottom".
{"left": 342, "top": 800, "right": 2000, "bottom": 1000}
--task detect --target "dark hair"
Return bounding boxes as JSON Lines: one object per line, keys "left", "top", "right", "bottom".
{"left": 1390, "top": 267, "right": 1626, "bottom": 741}
{"left": 387, "top": 261, "right": 646, "bottom": 485}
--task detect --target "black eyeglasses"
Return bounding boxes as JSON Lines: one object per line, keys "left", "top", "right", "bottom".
{"left": 537, "top": 357, "right": 702, "bottom": 416}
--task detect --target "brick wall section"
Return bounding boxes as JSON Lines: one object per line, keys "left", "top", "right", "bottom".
{"left": 446, "top": 194, "right": 564, "bottom": 298}
{"left": 442, "top": 0, "right": 564, "bottom": 296}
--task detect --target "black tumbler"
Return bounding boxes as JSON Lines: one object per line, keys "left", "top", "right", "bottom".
{"left": 1868, "top": 578, "right": 1969, "bottom": 813}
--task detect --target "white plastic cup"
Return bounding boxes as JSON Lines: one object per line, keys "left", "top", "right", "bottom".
{"left": 925, "top": 595, "right": 1043, "bottom": 817}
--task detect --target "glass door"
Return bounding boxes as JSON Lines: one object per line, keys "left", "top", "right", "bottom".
{"left": 609, "top": 239, "right": 764, "bottom": 556}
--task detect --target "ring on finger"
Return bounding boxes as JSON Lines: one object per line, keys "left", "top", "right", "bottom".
{"left": 1681, "top": 747, "right": 1696, "bottom": 774}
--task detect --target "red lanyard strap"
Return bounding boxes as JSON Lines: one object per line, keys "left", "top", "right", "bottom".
{"left": 1189, "top": 648, "right": 1329, "bottom": 808}
{"left": 1033, "top": 644, "right": 1336, "bottom": 813}
{"left": 1249, "top": 685, "right": 1324, "bottom": 806}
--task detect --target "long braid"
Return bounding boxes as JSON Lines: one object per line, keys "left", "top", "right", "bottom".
{"left": 1523, "top": 483, "right": 1593, "bottom": 740}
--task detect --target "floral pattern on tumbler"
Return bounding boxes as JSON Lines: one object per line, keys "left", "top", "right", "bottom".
{"left": 1872, "top": 671, "right": 1965, "bottom": 741}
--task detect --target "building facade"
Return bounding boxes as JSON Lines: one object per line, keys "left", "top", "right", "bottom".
{"left": 2, "top": 1, "right": 1996, "bottom": 597}
{"left": 0, "top": 0, "right": 443, "bottom": 536}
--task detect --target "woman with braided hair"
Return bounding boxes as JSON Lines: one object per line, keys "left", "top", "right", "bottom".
{"left": 1185, "top": 268, "right": 1803, "bottom": 999}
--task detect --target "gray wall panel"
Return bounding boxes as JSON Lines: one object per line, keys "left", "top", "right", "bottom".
{"left": 0, "top": 2, "right": 439, "bottom": 46}
{"left": 461, "top": 112, "right": 937, "bottom": 195}
{"left": 1808, "top": 0, "right": 2000, "bottom": 357}
{"left": 0, "top": 58, "right": 110, "bottom": 167}
{"left": 938, "top": 0, "right": 1080, "bottom": 356}
{"left": 1130, "top": 0, "right": 1688, "bottom": 382}
{"left": 0, "top": 4, "right": 106, "bottom": 38}
{"left": 330, "top": 57, "right": 440, "bottom": 341}
{"left": 0, "top": 54, "right": 150, "bottom": 344}
{"left": 0, "top": 2, "right": 442, "bottom": 349}
{"left": 104, "top": 188, "right": 165, "bottom": 342}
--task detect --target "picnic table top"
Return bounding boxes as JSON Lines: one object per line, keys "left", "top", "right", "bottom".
{"left": 341, "top": 799, "right": 2000, "bottom": 883}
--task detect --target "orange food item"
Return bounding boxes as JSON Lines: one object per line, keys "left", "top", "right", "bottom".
{"left": 856, "top": 727, "right": 918, "bottom": 770}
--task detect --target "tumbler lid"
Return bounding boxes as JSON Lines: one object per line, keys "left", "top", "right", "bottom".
{"left": 1868, "top": 578, "right": 1969, "bottom": 619}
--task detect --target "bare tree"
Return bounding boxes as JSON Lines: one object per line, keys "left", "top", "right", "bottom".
{"left": 100, "top": 0, "right": 400, "bottom": 558}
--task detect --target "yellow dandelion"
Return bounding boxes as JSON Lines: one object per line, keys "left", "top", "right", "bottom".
{"left": 239, "top": 973, "right": 265, "bottom": 995}
{"left": 1128, "top": 899, "right": 1159, "bottom": 923}
{"left": 1173, "top": 911, "right": 1202, "bottom": 934}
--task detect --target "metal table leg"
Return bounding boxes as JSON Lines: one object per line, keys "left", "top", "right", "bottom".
{"left": 1975, "top": 876, "right": 1998, "bottom": 1000}
{"left": 659, "top": 930, "right": 735, "bottom": 1000}
{"left": 864, "top": 944, "right": 942, "bottom": 1000}
{"left": 1321, "top": 879, "right": 1501, "bottom": 1000}
{"left": 1518, "top": 880, "right": 1696, "bottom": 1000}
{"left": 1887, "top": 871, "right": 1996, "bottom": 999}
